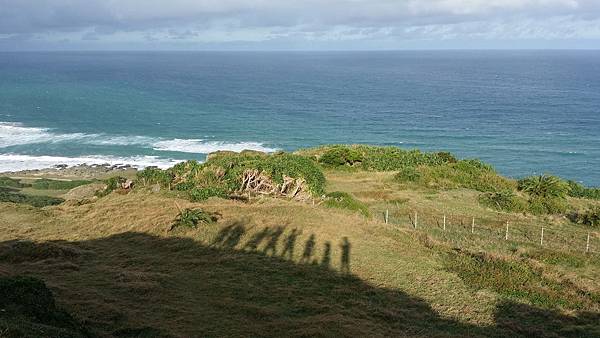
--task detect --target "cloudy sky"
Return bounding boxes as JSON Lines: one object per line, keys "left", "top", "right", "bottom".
{"left": 1, "top": 0, "right": 599, "bottom": 50}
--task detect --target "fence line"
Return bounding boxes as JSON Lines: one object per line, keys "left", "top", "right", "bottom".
{"left": 381, "top": 208, "right": 598, "bottom": 255}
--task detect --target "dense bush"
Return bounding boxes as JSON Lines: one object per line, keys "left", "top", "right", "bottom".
{"left": 135, "top": 152, "right": 326, "bottom": 201}
{"left": 0, "top": 189, "right": 64, "bottom": 207}
{"left": 478, "top": 190, "right": 527, "bottom": 213}
{"left": 518, "top": 175, "right": 569, "bottom": 199}
{"left": 417, "top": 160, "right": 514, "bottom": 192}
{"left": 319, "top": 146, "right": 363, "bottom": 166}
{"left": 527, "top": 197, "right": 569, "bottom": 215}
{"left": 323, "top": 191, "right": 370, "bottom": 217}
{"left": 95, "top": 176, "right": 127, "bottom": 197}
{"left": 307, "top": 145, "right": 456, "bottom": 171}
{"left": 0, "top": 176, "right": 30, "bottom": 188}
{"left": 137, "top": 167, "right": 173, "bottom": 188}
{"left": 393, "top": 166, "right": 421, "bottom": 183}
{"left": 171, "top": 208, "right": 218, "bottom": 230}
{"left": 569, "top": 206, "right": 600, "bottom": 227}
{"left": 189, "top": 187, "right": 228, "bottom": 201}
{"left": 567, "top": 180, "right": 600, "bottom": 200}
{"left": 31, "top": 178, "right": 93, "bottom": 190}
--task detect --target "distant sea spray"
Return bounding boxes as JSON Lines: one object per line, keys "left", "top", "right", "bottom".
{"left": 0, "top": 122, "right": 277, "bottom": 172}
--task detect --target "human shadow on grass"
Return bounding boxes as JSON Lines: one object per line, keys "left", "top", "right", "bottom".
{"left": 1, "top": 230, "right": 599, "bottom": 337}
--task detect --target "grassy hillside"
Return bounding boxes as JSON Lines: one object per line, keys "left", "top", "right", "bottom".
{"left": 1, "top": 145, "right": 599, "bottom": 337}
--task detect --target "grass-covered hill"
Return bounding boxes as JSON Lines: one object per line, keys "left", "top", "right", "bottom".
{"left": 1, "top": 145, "right": 599, "bottom": 337}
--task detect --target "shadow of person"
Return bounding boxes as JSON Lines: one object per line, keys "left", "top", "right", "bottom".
{"left": 280, "top": 229, "right": 300, "bottom": 260}
{"left": 244, "top": 226, "right": 271, "bottom": 251}
{"left": 300, "top": 234, "right": 316, "bottom": 264}
{"left": 211, "top": 222, "right": 246, "bottom": 249}
{"left": 263, "top": 226, "right": 284, "bottom": 256}
{"left": 340, "top": 237, "right": 351, "bottom": 274}
{"left": 321, "top": 242, "right": 331, "bottom": 268}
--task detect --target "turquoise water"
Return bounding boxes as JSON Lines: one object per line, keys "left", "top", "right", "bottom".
{"left": 0, "top": 51, "right": 599, "bottom": 185}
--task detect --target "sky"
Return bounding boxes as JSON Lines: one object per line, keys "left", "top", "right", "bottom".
{"left": 1, "top": 0, "right": 599, "bottom": 50}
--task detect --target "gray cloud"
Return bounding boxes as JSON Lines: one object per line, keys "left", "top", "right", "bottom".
{"left": 0, "top": 0, "right": 599, "bottom": 49}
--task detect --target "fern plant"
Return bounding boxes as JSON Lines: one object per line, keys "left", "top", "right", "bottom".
{"left": 518, "top": 175, "right": 569, "bottom": 199}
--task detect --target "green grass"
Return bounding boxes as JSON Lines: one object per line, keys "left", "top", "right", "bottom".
{"left": 0, "top": 189, "right": 64, "bottom": 207}
{"left": 445, "top": 249, "right": 599, "bottom": 310}
{"left": 171, "top": 208, "right": 219, "bottom": 230}
{"left": 30, "top": 178, "right": 93, "bottom": 191}
{"left": 0, "top": 177, "right": 31, "bottom": 189}
{"left": 323, "top": 191, "right": 370, "bottom": 217}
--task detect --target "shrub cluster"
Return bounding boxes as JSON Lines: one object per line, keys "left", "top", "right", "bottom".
{"left": 567, "top": 180, "right": 600, "bottom": 200}
{"left": 0, "top": 188, "right": 64, "bottom": 207}
{"left": 478, "top": 190, "right": 527, "bottom": 213}
{"left": 569, "top": 206, "right": 600, "bottom": 228}
{"left": 0, "top": 176, "right": 31, "bottom": 188}
{"left": 518, "top": 175, "right": 569, "bottom": 199}
{"left": 31, "top": 178, "right": 93, "bottom": 190}
{"left": 171, "top": 208, "right": 219, "bottom": 230}
{"left": 137, "top": 152, "right": 326, "bottom": 201}
{"left": 95, "top": 176, "right": 128, "bottom": 198}
{"left": 323, "top": 191, "right": 370, "bottom": 217}
{"left": 313, "top": 145, "right": 456, "bottom": 171}
{"left": 394, "top": 159, "right": 515, "bottom": 193}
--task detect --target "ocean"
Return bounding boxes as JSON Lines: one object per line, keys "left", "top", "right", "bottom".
{"left": 0, "top": 51, "right": 599, "bottom": 185}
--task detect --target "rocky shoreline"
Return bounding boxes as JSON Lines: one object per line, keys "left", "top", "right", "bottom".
{"left": 1, "top": 163, "right": 139, "bottom": 179}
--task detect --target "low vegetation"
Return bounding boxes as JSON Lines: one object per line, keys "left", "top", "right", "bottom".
{"left": 0, "top": 187, "right": 64, "bottom": 207}
{"left": 323, "top": 191, "right": 370, "bottom": 217}
{"left": 171, "top": 208, "right": 219, "bottom": 230}
{"left": 138, "top": 152, "right": 326, "bottom": 201}
{"left": 445, "top": 249, "right": 600, "bottom": 310}
{"left": 30, "top": 178, "right": 93, "bottom": 190}
{"left": 2, "top": 145, "right": 600, "bottom": 337}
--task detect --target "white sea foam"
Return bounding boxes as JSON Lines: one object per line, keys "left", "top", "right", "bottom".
{"left": 0, "top": 154, "right": 182, "bottom": 172}
{"left": 0, "top": 122, "right": 89, "bottom": 147}
{"left": 0, "top": 121, "right": 277, "bottom": 153}
{"left": 152, "top": 139, "right": 277, "bottom": 153}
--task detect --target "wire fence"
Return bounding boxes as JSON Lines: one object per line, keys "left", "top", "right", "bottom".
{"left": 378, "top": 207, "right": 599, "bottom": 256}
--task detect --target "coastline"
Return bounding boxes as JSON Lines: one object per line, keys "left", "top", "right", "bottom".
{"left": 0, "top": 163, "right": 139, "bottom": 180}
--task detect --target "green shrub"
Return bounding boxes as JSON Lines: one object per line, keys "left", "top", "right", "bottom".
{"left": 319, "top": 146, "right": 363, "bottom": 166}
{"left": 137, "top": 167, "right": 173, "bottom": 188}
{"left": 528, "top": 197, "right": 569, "bottom": 215}
{"left": 171, "top": 208, "right": 218, "bottom": 230}
{"left": 95, "top": 176, "right": 127, "bottom": 197}
{"left": 0, "top": 176, "right": 30, "bottom": 188}
{"left": 394, "top": 166, "right": 421, "bottom": 183}
{"left": 566, "top": 180, "right": 600, "bottom": 200}
{"left": 518, "top": 175, "right": 569, "bottom": 199}
{"left": 418, "top": 160, "right": 514, "bottom": 192}
{"left": 31, "top": 178, "right": 93, "bottom": 190}
{"left": 0, "top": 190, "right": 64, "bottom": 207}
{"left": 323, "top": 191, "right": 370, "bottom": 217}
{"left": 189, "top": 187, "right": 228, "bottom": 201}
{"left": 569, "top": 206, "right": 600, "bottom": 227}
{"left": 479, "top": 190, "right": 527, "bottom": 212}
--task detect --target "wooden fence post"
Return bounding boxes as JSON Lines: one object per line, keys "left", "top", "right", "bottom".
{"left": 471, "top": 217, "right": 475, "bottom": 234}
{"left": 540, "top": 227, "right": 544, "bottom": 246}
{"left": 414, "top": 212, "right": 418, "bottom": 229}
{"left": 443, "top": 215, "right": 446, "bottom": 231}
{"left": 505, "top": 221, "right": 509, "bottom": 241}
{"left": 385, "top": 209, "right": 389, "bottom": 224}
{"left": 587, "top": 232, "right": 591, "bottom": 253}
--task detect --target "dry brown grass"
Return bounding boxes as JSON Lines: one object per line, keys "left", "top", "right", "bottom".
{"left": 1, "top": 170, "right": 599, "bottom": 337}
